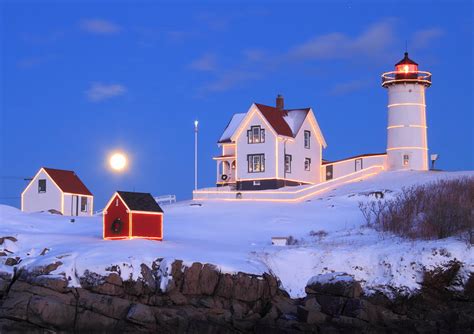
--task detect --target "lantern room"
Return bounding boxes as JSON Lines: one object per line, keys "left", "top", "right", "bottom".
{"left": 381, "top": 52, "right": 431, "bottom": 88}
{"left": 394, "top": 52, "right": 419, "bottom": 80}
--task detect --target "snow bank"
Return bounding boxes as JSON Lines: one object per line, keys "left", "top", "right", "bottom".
{"left": 1, "top": 170, "right": 473, "bottom": 298}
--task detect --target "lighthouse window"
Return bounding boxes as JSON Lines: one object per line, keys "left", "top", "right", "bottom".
{"left": 247, "top": 126, "right": 265, "bottom": 144}
{"left": 305, "top": 158, "right": 311, "bottom": 171}
{"left": 403, "top": 154, "right": 410, "bottom": 166}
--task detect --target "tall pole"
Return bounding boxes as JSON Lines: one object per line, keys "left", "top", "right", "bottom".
{"left": 194, "top": 120, "right": 199, "bottom": 191}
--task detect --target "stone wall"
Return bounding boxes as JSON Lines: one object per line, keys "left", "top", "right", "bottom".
{"left": 0, "top": 259, "right": 473, "bottom": 333}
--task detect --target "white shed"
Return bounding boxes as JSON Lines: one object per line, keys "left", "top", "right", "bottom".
{"left": 21, "top": 167, "right": 94, "bottom": 216}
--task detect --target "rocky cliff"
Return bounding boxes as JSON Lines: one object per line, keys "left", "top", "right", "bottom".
{"left": 0, "top": 259, "right": 473, "bottom": 333}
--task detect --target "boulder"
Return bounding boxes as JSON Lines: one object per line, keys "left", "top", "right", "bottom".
{"left": 77, "top": 288, "right": 131, "bottom": 319}
{"left": 199, "top": 263, "right": 219, "bottom": 295}
{"left": 126, "top": 303, "right": 155, "bottom": 325}
{"left": 306, "top": 272, "right": 362, "bottom": 298}
{"left": 4, "top": 257, "right": 19, "bottom": 266}
{"left": 315, "top": 294, "right": 347, "bottom": 316}
{"left": 297, "top": 305, "right": 327, "bottom": 324}
{"left": 233, "top": 273, "right": 261, "bottom": 302}
{"left": 27, "top": 295, "right": 76, "bottom": 329}
{"left": 140, "top": 263, "right": 157, "bottom": 292}
{"left": 75, "top": 309, "right": 118, "bottom": 331}
{"left": 182, "top": 262, "right": 203, "bottom": 295}
{"left": 215, "top": 273, "right": 234, "bottom": 299}
{"left": 30, "top": 275, "right": 68, "bottom": 293}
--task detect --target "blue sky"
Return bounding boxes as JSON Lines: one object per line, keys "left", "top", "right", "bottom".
{"left": 1, "top": 1, "right": 472, "bottom": 209}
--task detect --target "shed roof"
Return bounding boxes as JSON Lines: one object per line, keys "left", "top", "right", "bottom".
{"left": 117, "top": 191, "right": 163, "bottom": 213}
{"left": 43, "top": 167, "right": 93, "bottom": 196}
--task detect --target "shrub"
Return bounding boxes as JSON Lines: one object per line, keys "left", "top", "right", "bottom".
{"left": 359, "top": 177, "right": 474, "bottom": 240}
{"left": 309, "top": 230, "right": 328, "bottom": 239}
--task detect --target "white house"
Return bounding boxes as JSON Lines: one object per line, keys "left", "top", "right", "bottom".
{"left": 215, "top": 95, "right": 327, "bottom": 190}
{"left": 21, "top": 167, "right": 94, "bottom": 216}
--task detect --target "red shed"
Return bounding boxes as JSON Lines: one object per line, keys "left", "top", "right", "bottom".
{"left": 103, "top": 191, "right": 163, "bottom": 241}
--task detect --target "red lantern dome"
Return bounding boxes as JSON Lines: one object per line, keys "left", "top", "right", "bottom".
{"left": 382, "top": 52, "right": 431, "bottom": 88}
{"left": 394, "top": 52, "right": 418, "bottom": 79}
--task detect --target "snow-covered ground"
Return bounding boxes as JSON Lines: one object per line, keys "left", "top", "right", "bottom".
{"left": 1, "top": 171, "right": 473, "bottom": 298}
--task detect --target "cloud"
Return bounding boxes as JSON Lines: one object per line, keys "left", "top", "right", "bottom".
{"left": 200, "top": 70, "right": 261, "bottom": 93}
{"left": 288, "top": 19, "right": 396, "bottom": 61}
{"left": 189, "top": 53, "right": 218, "bottom": 71}
{"left": 411, "top": 28, "right": 444, "bottom": 49}
{"left": 85, "top": 83, "right": 127, "bottom": 102}
{"left": 79, "top": 19, "right": 121, "bottom": 35}
{"left": 17, "top": 55, "right": 55, "bottom": 69}
{"left": 328, "top": 79, "right": 369, "bottom": 96}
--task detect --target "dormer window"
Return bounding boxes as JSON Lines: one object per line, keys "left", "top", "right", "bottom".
{"left": 247, "top": 126, "right": 265, "bottom": 144}
{"left": 304, "top": 131, "right": 311, "bottom": 149}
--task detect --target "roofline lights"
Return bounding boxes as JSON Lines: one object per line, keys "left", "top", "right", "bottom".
{"left": 194, "top": 168, "right": 382, "bottom": 203}
{"left": 194, "top": 165, "right": 383, "bottom": 196}
{"left": 387, "top": 103, "right": 426, "bottom": 108}
{"left": 386, "top": 147, "right": 428, "bottom": 151}
{"left": 387, "top": 125, "right": 427, "bottom": 129}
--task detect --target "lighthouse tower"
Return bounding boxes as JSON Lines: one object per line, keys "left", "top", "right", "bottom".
{"left": 382, "top": 52, "right": 432, "bottom": 170}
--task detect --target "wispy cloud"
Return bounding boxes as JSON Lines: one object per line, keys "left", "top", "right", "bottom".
{"left": 189, "top": 53, "right": 218, "bottom": 72}
{"left": 328, "top": 79, "right": 369, "bottom": 96}
{"left": 191, "top": 19, "right": 443, "bottom": 96}
{"left": 411, "top": 28, "right": 444, "bottom": 49}
{"left": 17, "top": 55, "right": 56, "bottom": 69}
{"left": 200, "top": 70, "right": 261, "bottom": 93}
{"left": 79, "top": 19, "right": 122, "bottom": 35}
{"left": 288, "top": 19, "right": 396, "bottom": 61}
{"left": 85, "top": 82, "right": 127, "bottom": 102}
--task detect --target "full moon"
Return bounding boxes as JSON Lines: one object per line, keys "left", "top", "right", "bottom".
{"left": 109, "top": 152, "right": 127, "bottom": 171}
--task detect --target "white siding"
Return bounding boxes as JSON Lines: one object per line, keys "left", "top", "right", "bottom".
{"left": 236, "top": 108, "right": 277, "bottom": 180}
{"left": 321, "top": 155, "right": 387, "bottom": 181}
{"left": 386, "top": 83, "right": 428, "bottom": 170}
{"left": 283, "top": 114, "right": 322, "bottom": 184}
{"left": 21, "top": 170, "right": 62, "bottom": 213}
{"left": 63, "top": 194, "right": 93, "bottom": 217}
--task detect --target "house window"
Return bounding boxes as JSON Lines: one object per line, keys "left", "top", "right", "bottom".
{"left": 304, "top": 131, "right": 311, "bottom": 149}
{"left": 80, "top": 197, "right": 88, "bottom": 212}
{"left": 247, "top": 154, "right": 265, "bottom": 173}
{"left": 247, "top": 126, "right": 265, "bottom": 144}
{"left": 285, "top": 154, "right": 292, "bottom": 173}
{"left": 403, "top": 154, "right": 410, "bottom": 166}
{"left": 38, "top": 179, "right": 46, "bottom": 193}
{"left": 305, "top": 158, "right": 311, "bottom": 171}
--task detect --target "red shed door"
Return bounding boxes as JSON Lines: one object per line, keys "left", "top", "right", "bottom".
{"left": 103, "top": 194, "right": 130, "bottom": 239}
{"left": 131, "top": 213, "right": 163, "bottom": 240}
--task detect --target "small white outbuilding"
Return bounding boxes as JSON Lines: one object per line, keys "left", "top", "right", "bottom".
{"left": 21, "top": 167, "right": 93, "bottom": 216}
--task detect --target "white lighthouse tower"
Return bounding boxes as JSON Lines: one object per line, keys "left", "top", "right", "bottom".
{"left": 382, "top": 52, "right": 432, "bottom": 170}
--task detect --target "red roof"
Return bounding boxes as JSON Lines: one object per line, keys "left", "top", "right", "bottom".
{"left": 43, "top": 167, "right": 93, "bottom": 196}
{"left": 255, "top": 103, "right": 310, "bottom": 138}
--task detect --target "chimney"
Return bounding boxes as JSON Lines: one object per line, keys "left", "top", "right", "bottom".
{"left": 276, "top": 94, "right": 284, "bottom": 111}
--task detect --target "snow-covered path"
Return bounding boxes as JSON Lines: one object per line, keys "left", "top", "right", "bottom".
{"left": 1, "top": 170, "right": 473, "bottom": 297}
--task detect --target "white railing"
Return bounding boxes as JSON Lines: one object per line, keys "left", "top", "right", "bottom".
{"left": 381, "top": 70, "right": 432, "bottom": 87}
{"left": 154, "top": 194, "right": 176, "bottom": 205}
